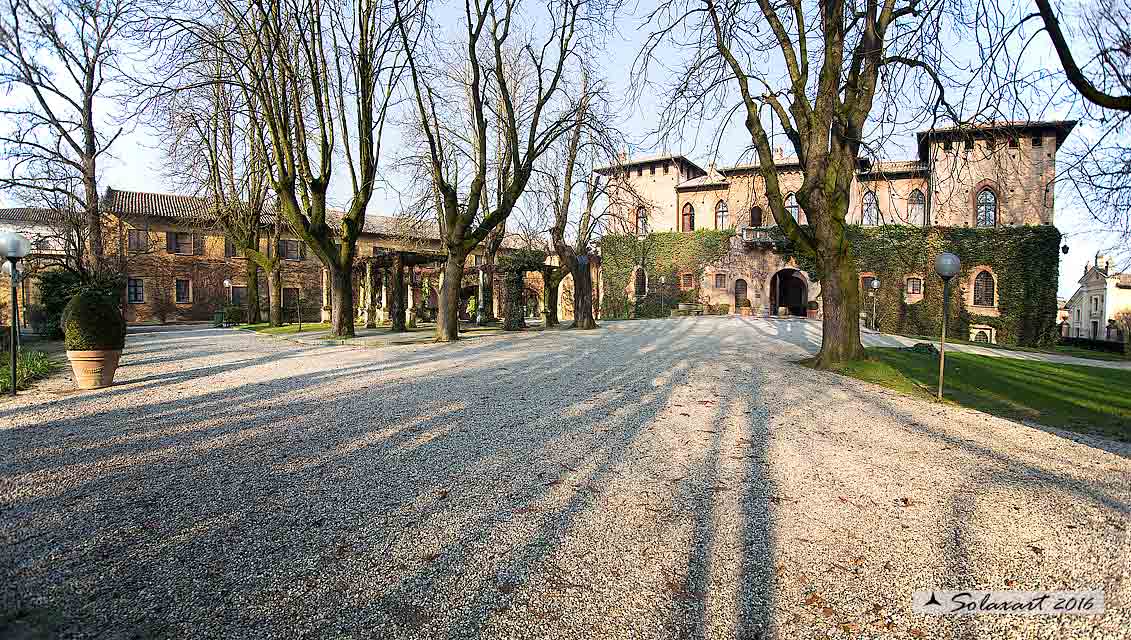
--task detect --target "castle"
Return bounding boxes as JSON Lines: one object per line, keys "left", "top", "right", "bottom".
{"left": 598, "top": 121, "right": 1075, "bottom": 344}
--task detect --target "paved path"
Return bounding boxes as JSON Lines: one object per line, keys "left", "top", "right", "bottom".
{"left": 2, "top": 318, "right": 1127, "bottom": 639}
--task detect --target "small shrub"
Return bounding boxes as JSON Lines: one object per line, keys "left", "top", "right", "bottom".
{"left": 62, "top": 290, "right": 126, "bottom": 351}
{"left": 222, "top": 305, "right": 246, "bottom": 325}
{"left": 715, "top": 303, "right": 730, "bottom": 315}
{"left": 739, "top": 298, "right": 752, "bottom": 308}
{"left": 0, "top": 350, "right": 57, "bottom": 392}
{"left": 25, "top": 304, "right": 49, "bottom": 335}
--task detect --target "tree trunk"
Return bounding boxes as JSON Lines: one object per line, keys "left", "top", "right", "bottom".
{"left": 245, "top": 260, "right": 262, "bottom": 325}
{"left": 436, "top": 254, "right": 464, "bottom": 341}
{"left": 266, "top": 267, "right": 283, "bottom": 327}
{"left": 543, "top": 270, "right": 560, "bottom": 327}
{"left": 570, "top": 258, "right": 598, "bottom": 330}
{"left": 390, "top": 254, "right": 406, "bottom": 332}
{"left": 503, "top": 271, "right": 526, "bottom": 331}
{"left": 329, "top": 266, "right": 355, "bottom": 337}
{"left": 813, "top": 253, "right": 865, "bottom": 368}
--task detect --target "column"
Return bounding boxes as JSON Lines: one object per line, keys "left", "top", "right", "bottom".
{"left": 320, "top": 268, "right": 331, "bottom": 323}
{"left": 406, "top": 266, "right": 417, "bottom": 328}
{"left": 364, "top": 261, "right": 376, "bottom": 329}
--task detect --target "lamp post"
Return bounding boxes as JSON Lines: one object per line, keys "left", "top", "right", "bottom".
{"left": 0, "top": 231, "right": 32, "bottom": 396}
{"left": 660, "top": 275, "right": 666, "bottom": 316}
{"left": 2, "top": 260, "right": 25, "bottom": 352}
{"left": 934, "top": 252, "right": 961, "bottom": 401}
{"left": 869, "top": 278, "right": 880, "bottom": 331}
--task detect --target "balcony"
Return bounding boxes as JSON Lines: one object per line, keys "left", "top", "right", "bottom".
{"left": 740, "top": 226, "right": 779, "bottom": 247}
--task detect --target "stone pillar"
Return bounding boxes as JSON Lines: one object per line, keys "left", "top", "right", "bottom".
{"left": 364, "top": 261, "right": 377, "bottom": 329}
{"left": 390, "top": 254, "right": 406, "bottom": 332}
{"left": 378, "top": 268, "right": 388, "bottom": 325}
{"left": 320, "top": 268, "right": 331, "bottom": 323}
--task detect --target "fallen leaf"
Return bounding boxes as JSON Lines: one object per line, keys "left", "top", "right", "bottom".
{"left": 804, "top": 593, "right": 822, "bottom": 606}
{"left": 821, "top": 606, "right": 835, "bottom": 618}
{"left": 909, "top": 629, "right": 925, "bottom": 638}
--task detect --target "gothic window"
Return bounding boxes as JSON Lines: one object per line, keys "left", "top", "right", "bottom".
{"left": 976, "top": 188, "right": 997, "bottom": 227}
{"left": 714, "top": 200, "right": 729, "bottom": 229}
{"left": 750, "top": 206, "right": 763, "bottom": 227}
{"left": 862, "top": 191, "right": 880, "bottom": 225}
{"left": 681, "top": 203, "right": 695, "bottom": 232}
{"left": 973, "top": 271, "right": 995, "bottom": 307}
{"left": 974, "top": 330, "right": 989, "bottom": 343}
{"left": 907, "top": 189, "right": 926, "bottom": 225}
{"left": 785, "top": 193, "right": 799, "bottom": 220}
{"left": 906, "top": 277, "right": 922, "bottom": 294}
{"left": 681, "top": 273, "right": 694, "bottom": 289}
{"left": 635, "top": 206, "right": 649, "bottom": 235}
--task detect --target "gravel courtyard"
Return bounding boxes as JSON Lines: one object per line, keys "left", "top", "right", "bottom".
{"left": 2, "top": 317, "right": 1128, "bottom": 639}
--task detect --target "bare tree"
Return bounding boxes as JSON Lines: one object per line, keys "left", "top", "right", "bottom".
{"left": 0, "top": 0, "right": 138, "bottom": 279}
{"left": 1032, "top": 0, "right": 1131, "bottom": 263}
{"left": 544, "top": 74, "right": 633, "bottom": 329}
{"left": 636, "top": 0, "right": 973, "bottom": 367}
{"left": 163, "top": 0, "right": 405, "bottom": 337}
{"left": 393, "top": 0, "right": 609, "bottom": 342}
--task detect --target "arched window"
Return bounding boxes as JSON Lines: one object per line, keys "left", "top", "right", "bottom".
{"left": 973, "top": 270, "right": 995, "bottom": 306}
{"left": 973, "top": 330, "right": 989, "bottom": 343}
{"left": 908, "top": 189, "right": 926, "bottom": 225}
{"left": 714, "top": 200, "right": 729, "bottom": 229}
{"left": 784, "top": 193, "right": 799, "bottom": 220}
{"left": 633, "top": 268, "right": 647, "bottom": 297}
{"left": 862, "top": 191, "right": 880, "bottom": 225}
{"left": 976, "top": 188, "right": 997, "bottom": 227}
{"left": 750, "top": 206, "right": 763, "bottom": 227}
{"left": 681, "top": 203, "right": 695, "bottom": 232}
{"left": 635, "top": 206, "right": 648, "bottom": 235}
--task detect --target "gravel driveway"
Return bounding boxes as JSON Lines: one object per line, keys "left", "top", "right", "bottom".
{"left": 1, "top": 318, "right": 1128, "bottom": 639}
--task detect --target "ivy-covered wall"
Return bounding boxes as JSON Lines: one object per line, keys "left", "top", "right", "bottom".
{"left": 600, "top": 230, "right": 734, "bottom": 319}
{"left": 600, "top": 225, "right": 1062, "bottom": 347}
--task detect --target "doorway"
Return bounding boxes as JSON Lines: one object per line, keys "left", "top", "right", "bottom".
{"left": 769, "top": 269, "right": 807, "bottom": 316}
{"left": 734, "top": 278, "right": 748, "bottom": 309}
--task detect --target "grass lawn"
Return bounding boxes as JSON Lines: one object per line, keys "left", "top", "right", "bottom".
{"left": 238, "top": 322, "right": 333, "bottom": 335}
{"left": 822, "top": 348, "right": 1131, "bottom": 441}
{"left": 897, "top": 333, "right": 1129, "bottom": 362}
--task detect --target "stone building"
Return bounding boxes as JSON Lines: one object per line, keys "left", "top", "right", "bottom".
{"left": 1064, "top": 254, "right": 1131, "bottom": 342}
{"left": 600, "top": 121, "right": 1075, "bottom": 339}
{"left": 0, "top": 188, "right": 531, "bottom": 328}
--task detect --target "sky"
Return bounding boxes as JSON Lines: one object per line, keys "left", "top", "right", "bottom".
{"left": 3, "top": 0, "right": 1120, "bottom": 300}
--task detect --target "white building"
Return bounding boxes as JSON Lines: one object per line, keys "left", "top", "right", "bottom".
{"left": 1064, "top": 254, "right": 1131, "bottom": 342}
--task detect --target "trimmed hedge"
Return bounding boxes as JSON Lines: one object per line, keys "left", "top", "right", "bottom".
{"left": 600, "top": 225, "right": 1060, "bottom": 347}
{"left": 1059, "top": 336, "right": 1128, "bottom": 354}
{"left": 62, "top": 290, "right": 126, "bottom": 351}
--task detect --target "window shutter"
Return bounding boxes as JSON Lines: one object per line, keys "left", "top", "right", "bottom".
{"left": 225, "top": 238, "right": 235, "bottom": 258}
{"left": 166, "top": 231, "right": 175, "bottom": 253}
{"left": 193, "top": 234, "right": 204, "bottom": 255}
{"left": 299, "top": 241, "right": 306, "bottom": 261}
{"left": 275, "top": 240, "right": 284, "bottom": 259}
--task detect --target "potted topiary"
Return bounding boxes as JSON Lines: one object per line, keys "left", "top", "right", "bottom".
{"left": 63, "top": 290, "right": 126, "bottom": 389}
{"left": 738, "top": 298, "right": 753, "bottom": 316}
{"left": 806, "top": 300, "right": 819, "bottom": 319}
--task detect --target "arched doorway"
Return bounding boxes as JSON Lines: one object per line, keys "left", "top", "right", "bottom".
{"left": 769, "top": 269, "right": 807, "bottom": 317}
{"left": 734, "top": 278, "right": 748, "bottom": 309}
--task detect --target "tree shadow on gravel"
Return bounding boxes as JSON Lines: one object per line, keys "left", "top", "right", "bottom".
{"left": 1, "top": 320, "right": 782, "bottom": 639}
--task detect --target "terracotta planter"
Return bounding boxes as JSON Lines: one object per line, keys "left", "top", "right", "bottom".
{"left": 66, "top": 350, "right": 122, "bottom": 390}
{"left": 738, "top": 307, "right": 753, "bottom": 316}
{"left": 807, "top": 309, "right": 818, "bottom": 319}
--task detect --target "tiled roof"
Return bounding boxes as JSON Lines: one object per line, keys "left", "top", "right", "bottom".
{"left": 104, "top": 188, "right": 211, "bottom": 219}
{"left": 0, "top": 207, "right": 71, "bottom": 225}
{"left": 103, "top": 188, "right": 527, "bottom": 248}
{"left": 594, "top": 154, "right": 706, "bottom": 176}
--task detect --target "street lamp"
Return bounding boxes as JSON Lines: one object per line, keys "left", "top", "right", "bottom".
{"left": 660, "top": 275, "right": 666, "bottom": 317}
{"left": 869, "top": 278, "right": 880, "bottom": 331}
{"left": 934, "top": 252, "right": 961, "bottom": 401}
{"left": 0, "top": 231, "right": 31, "bottom": 396}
